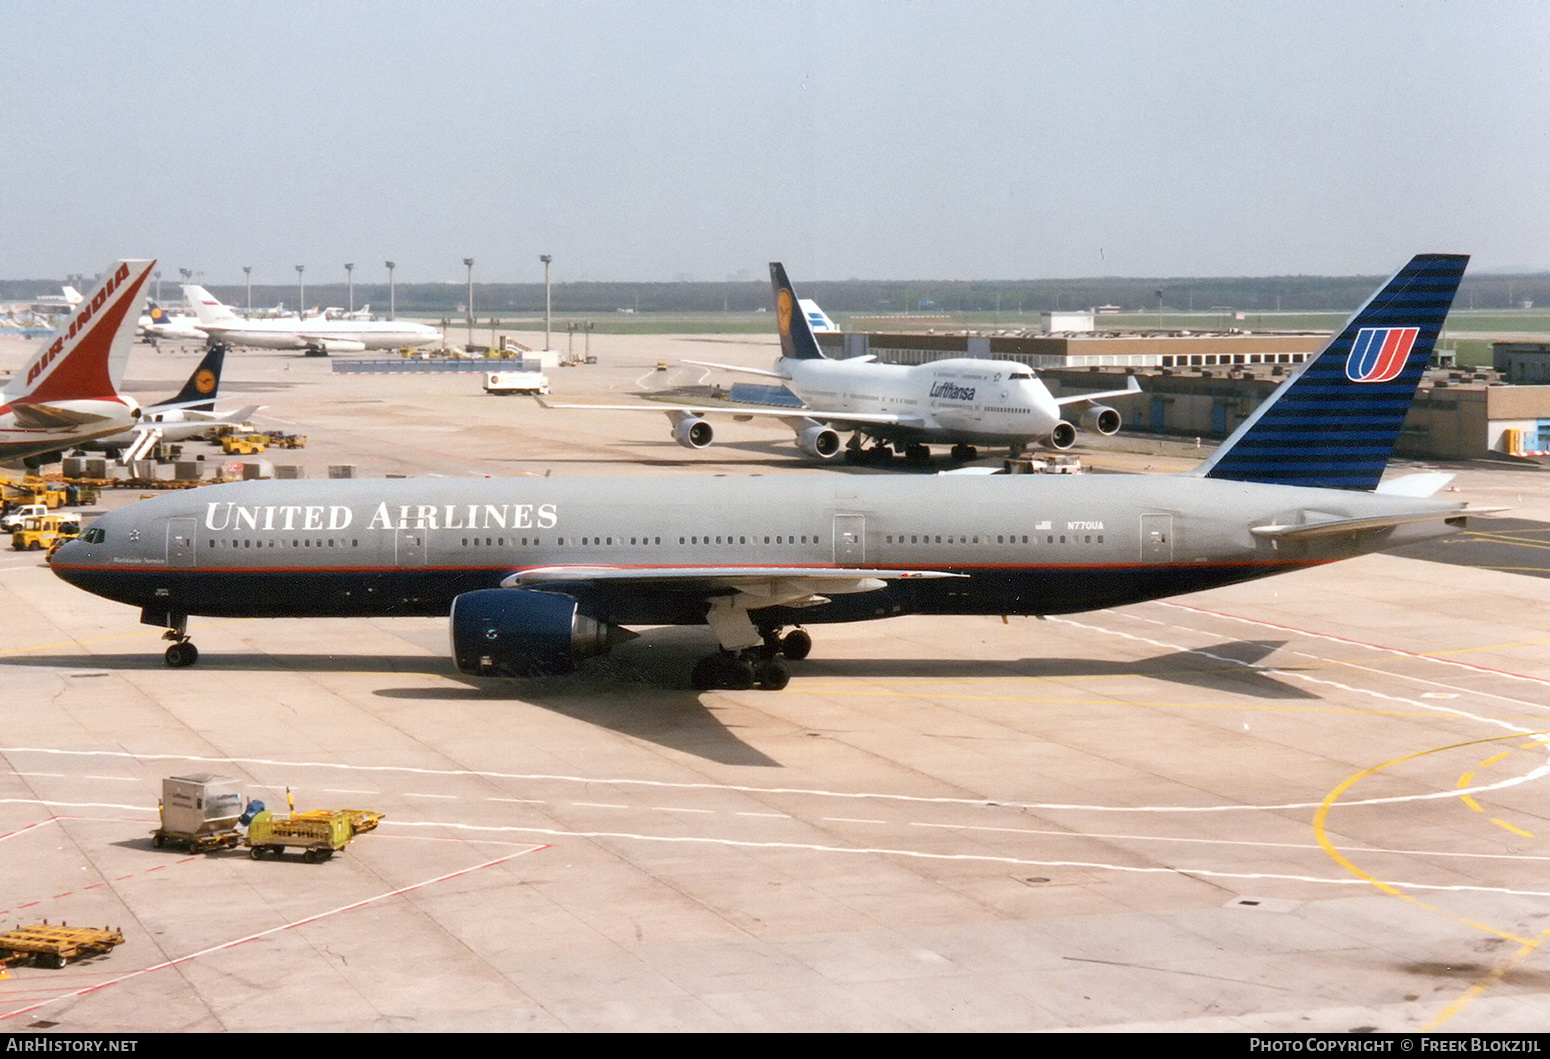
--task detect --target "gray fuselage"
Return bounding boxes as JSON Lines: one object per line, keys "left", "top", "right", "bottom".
{"left": 51, "top": 473, "right": 1463, "bottom": 630}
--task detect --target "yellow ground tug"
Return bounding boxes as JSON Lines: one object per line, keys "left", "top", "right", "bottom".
{"left": 12, "top": 514, "right": 79, "bottom": 551}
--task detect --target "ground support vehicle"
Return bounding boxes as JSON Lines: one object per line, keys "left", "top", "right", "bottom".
{"left": 263, "top": 432, "right": 307, "bottom": 448}
{"left": 12, "top": 514, "right": 79, "bottom": 551}
{"left": 484, "top": 370, "right": 550, "bottom": 395}
{"left": 246, "top": 808, "right": 374, "bottom": 862}
{"left": 0, "top": 922, "right": 124, "bottom": 969}
{"left": 221, "top": 433, "right": 269, "bottom": 455}
{"left": 153, "top": 774, "right": 245, "bottom": 852}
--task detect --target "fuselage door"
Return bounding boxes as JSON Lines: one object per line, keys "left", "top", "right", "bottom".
{"left": 833, "top": 514, "right": 865, "bottom": 565}
{"left": 167, "top": 518, "right": 197, "bottom": 569}
{"left": 1140, "top": 513, "right": 1173, "bottom": 564}
{"left": 396, "top": 528, "right": 426, "bottom": 568}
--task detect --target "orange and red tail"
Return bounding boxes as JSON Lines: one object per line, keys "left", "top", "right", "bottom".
{"left": 12, "top": 260, "right": 154, "bottom": 404}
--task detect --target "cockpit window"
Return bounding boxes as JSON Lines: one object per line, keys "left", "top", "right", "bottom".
{"left": 83, "top": 527, "right": 106, "bottom": 543}
{"left": 1008, "top": 371, "right": 1032, "bottom": 380}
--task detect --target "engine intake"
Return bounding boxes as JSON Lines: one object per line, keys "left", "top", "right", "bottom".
{"left": 670, "top": 411, "right": 714, "bottom": 449}
{"left": 450, "top": 588, "right": 633, "bottom": 677}
{"left": 1079, "top": 405, "right": 1122, "bottom": 436}
{"left": 1048, "top": 420, "right": 1077, "bottom": 450}
{"left": 795, "top": 423, "right": 842, "bottom": 459}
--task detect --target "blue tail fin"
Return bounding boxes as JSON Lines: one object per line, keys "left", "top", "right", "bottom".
{"left": 157, "top": 341, "right": 227, "bottom": 412}
{"left": 1195, "top": 254, "right": 1468, "bottom": 490}
{"left": 768, "top": 262, "right": 829, "bottom": 361}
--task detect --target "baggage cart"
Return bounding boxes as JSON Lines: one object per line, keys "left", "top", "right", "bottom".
{"left": 0, "top": 921, "right": 124, "bottom": 969}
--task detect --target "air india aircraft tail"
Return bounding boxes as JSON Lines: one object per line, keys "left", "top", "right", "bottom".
{"left": 7, "top": 259, "right": 156, "bottom": 405}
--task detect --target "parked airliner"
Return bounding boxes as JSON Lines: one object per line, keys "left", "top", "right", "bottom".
{"left": 551, "top": 263, "right": 1140, "bottom": 463}
{"left": 53, "top": 254, "right": 1478, "bottom": 690}
{"left": 0, "top": 260, "right": 153, "bottom": 467}
{"left": 80, "top": 343, "right": 260, "bottom": 458}
{"left": 183, "top": 285, "right": 440, "bottom": 354}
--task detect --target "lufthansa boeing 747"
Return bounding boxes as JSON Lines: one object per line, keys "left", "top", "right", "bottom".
{"left": 548, "top": 263, "right": 1141, "bottom": 464}
{"left": 53, "top": 254, "right": 1478, "bottom": 691}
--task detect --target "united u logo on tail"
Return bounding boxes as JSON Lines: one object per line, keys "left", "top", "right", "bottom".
{"left": 1195, "top": 254, "right": 1467, "bottom": 491}
{"left": 1346, "top": 327, "right": 1418, "bottom": 383}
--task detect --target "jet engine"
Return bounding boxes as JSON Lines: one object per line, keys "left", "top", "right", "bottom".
{"left": 670, "top": 412, "right": 714, "bottom": 449}
{"left": 1079, "top": 405, "right": 1122, "bottom": 436}
{"left": 795, "top": 423, "right": 842, "bottom": 460}
{"left": 450, "top": 588, "right": 633, "bottom": 676}
{"left": 1047, "top": 421, "right": 1077, "bottom": 450}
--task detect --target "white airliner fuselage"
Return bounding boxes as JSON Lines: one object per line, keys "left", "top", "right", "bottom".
{"left": 556, "top": 266, "right": 1139, "bottom": 461}
{"left": 184, "top": 285, "right": 440, "bottom": 354}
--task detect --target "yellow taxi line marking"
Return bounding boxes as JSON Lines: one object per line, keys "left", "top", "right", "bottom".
{"left": 1490, "top": 819, "right": 1535, "bottom": 839}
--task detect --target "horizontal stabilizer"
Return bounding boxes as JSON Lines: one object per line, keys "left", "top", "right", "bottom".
{"left": 12, "top": 402, "right": 122, "bottom": 430}
{"left": 1374, "top": 472, "right": 1455, "bottom": 497}
{"left": 1249, "top": 509, "right": 1478, "bottom": 541}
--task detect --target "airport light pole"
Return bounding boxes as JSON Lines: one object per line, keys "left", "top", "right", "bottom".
{"left": 345, "top": 263, "right": 354, "bottom": 314}
{"left": 385, "top": 261, "right": 396, "bottom": 320}
{"left": 540, "top": 254, "right": 552, "bottom": 351}
{"left": 295, "top": 265, "right": 305, "bottom": 318}
{"left": 243, "top": 266, "right": 252, "bottom": 315}
{"left": 464, "top": 258, "right": 475, "bottom": 349}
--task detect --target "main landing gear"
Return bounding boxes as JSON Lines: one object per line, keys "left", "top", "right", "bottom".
{"left": 691, "top": 627, "right": 811, "bottom": 692}
{"left": 162, "top": 614, "right": 199, "bottom": 668}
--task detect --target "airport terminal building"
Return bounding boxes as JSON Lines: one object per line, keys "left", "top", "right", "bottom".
{"left": 816, "top": 329, "right": 1550, "bottom": 460}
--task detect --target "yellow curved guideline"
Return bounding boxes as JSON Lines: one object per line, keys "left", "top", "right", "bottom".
{"left": 1313, "top": 730, "right": 1550, "bottom": 1028}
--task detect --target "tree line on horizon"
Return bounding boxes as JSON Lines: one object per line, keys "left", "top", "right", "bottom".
{"left": 2, "top": 273, "right": 1547, "bottom": 315}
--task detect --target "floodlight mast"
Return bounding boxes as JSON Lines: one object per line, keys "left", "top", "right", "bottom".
{"left": 540, "top": 254, "right": 552, "bottom": 351}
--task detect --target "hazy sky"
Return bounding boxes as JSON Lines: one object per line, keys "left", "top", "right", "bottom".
{"left": 4, "top": 0, "right": 1547, "bottom": 284}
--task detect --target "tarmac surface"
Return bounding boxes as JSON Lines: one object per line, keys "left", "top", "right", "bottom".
{"left": 1, "top": 333, "right": 1549, "bottom": 1032}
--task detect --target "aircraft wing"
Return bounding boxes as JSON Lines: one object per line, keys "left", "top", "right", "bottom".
{"left": 1054, "top": 375, "right": 1142, "bottom": 407}
{"left": 538, "top": 399, "right": 926, "bottom": 430}
{"left": 504, "top": 564, "right": 963, "bottom": 609}
{"left": 681, "top": 359, "right": 791, "bottom": 380}
{"left": 182, "top": 404, "right": 262, "bottom": 424}
{"left": 11, "top": 402, "right": 120, "bottom": 430}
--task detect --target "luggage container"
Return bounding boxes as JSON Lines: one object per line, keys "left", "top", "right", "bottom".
{"left": 153, "top": 773, "right": 245, "bottom": 853}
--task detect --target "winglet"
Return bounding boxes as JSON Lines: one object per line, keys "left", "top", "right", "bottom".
{"left": 1196, "top": 254, "right": 1468, "bottom": 490}
{"left": 769, "top": 263, "right": 829, "bottom": 361}
{"left": 10, "top": 260, "right": 154, "bottom": 402}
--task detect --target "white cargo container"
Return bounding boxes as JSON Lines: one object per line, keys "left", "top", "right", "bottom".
{"left": 155, "top": 774, "right": 245, "bottom": 852}
{"left": 484, "top": 370, "right": 550, "bottom": 395}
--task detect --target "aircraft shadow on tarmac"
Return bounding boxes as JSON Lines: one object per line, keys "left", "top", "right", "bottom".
{"left": 793, "top": 639, "right": 1316, "bottom": 699}
{"left": 2, "top": 637, "right": 1306, "bottom": 766}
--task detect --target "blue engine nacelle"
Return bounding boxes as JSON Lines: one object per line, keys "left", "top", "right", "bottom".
{"left": 450, "top": 588, "right": 631, "bottom": 677}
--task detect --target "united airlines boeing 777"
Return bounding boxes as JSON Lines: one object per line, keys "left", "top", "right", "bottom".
{"left": 53, "top": 255, "right": 1477, "bottom": 691}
